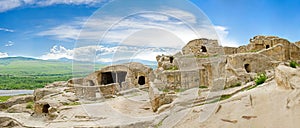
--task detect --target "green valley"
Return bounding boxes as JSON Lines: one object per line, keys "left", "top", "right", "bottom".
{"left": 0, "top": 57, "right": 104, "bottom": 90}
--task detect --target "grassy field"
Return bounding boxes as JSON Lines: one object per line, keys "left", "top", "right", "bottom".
{"left": 0, "top": 57, "right": 104, "bottom": 90}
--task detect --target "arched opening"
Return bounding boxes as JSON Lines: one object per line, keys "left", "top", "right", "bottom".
{"left": 244, "top": 64, "right": 251, "bottom": 73}
{"left": 201, "top": 46, "right": 207, "bottom": 52}
{"left": 42, "top": 104, "right": 50, "bottom": 113}
{"left": 170, "top": 56, "right": 174, "bottom": 63}
{"left": 138, "top": 76, "right": 145, "bottom": 85}
{"left": 266, "top": 45, "right": 270, "bottom": 49}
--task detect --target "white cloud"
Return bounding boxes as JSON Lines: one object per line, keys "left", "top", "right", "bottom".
{"left": 38, "top": 9, "right": 222, "bottom": 48}
{"left": 0, "top": 0, "right": 21, "bottom": 12}
{"left": 40, "top": 45, "right": 73, "bottom": 60}
{"left": 0, "top": 0, "right": 107, "bottom": 12}
{"left": 36, "top": 0, "right": 105, "bottom": 6}
{"left": 37, "top": 25, "right": 81, "bottom": 41}
{"left": 5, "top": 41, "right": 14, "bottom": 47}
{"left": 163, "top": 8, "right": 197, "bottom": 23}
{"left": 0, "top": 27, "right": 14, "bottom": 32}
{"left": 214, "top": 25, "right": 239, "bottom": 47}
{"left": 0, "top": 52, "right": 8, "bottom": 58}
{"left": 139, "top": 14, "right": 170, "bottom": 21}
{"left": 40, "top": 45, "right": 177, "bottom": 63}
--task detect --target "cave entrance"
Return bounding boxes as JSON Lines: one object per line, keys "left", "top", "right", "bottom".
{"left": 101, "top": 72, "right": 115, "bottom": 85}
{"left": 138, "top": 76, "right": 145, "bottom": 85}
{"left": 116, "top": 71, "right": 127, "bottom": 87}
{"left": 244, "top": 64, "right": 251, "bottom": 73}
{"left": 201, "top": 46, "right": 207, "bottom": 52}
{"left": 266, "top": 45, "right": 270, "bottom": 49}
{"left": 170, "top": 56, "right": 174, "bottom": 63}
{"left": 42, "top": 104, "right": 50, "bottom": 113}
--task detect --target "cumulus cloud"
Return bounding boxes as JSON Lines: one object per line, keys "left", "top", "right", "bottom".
{"left": 5, "top": 41, "right": 14, "bottom": 47}
{"left": 0, "top": 52, "right": 8, "bottom": 58}
{"left": 0, "top": 27, "right": 14, "bottom": 32}
{"left": 40, "top": 45, "right": 73, "bottom": 60}
{"left": 0, "top": 0, "right": 107, "bottom": 12}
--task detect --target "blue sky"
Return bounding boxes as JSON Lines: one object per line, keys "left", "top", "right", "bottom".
{"left": 0, "top": 0, "right": 299, "bottom": 62}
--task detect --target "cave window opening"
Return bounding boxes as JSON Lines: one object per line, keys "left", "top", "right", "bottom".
{"left": 138, "top": 76, "right": 145, "bottom": 85}
{"left": 101, "top": 72, "right": 115, "bottom": 85}
{"left": 266, "top": 45, "right": 270, "bottom": 49}
{"left": 201, "top": 46, "right": 207, "bottom": 52}
{"left": 42, "top": 104, "right": 50, "bottom": 113}
{"left": 244, "top": 64, "right": 251, "bottom": 73}
{"left": 170, "top": 56, "right": 174, "bottom": 63}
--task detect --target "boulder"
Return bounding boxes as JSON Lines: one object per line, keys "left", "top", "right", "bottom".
{"left": 275, "top": 65, "right": 300, "bottom": 89}
{"left": 33, "top": 88, "right": 60, "bottom": 101}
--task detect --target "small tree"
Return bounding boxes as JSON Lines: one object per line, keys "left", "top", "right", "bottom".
{"left": 290, "top": 61, "right": 299, "bottom": 68}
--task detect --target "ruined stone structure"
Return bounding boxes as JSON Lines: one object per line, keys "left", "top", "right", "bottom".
{"left": 2, "top": 35, "right": 300, "bottom": 127}
{"left": 72, "top": 62, "right": 153, "bottom": 99}
{"left": 154, "top": 35, "right": 300, "bottom": 91}
{"left": 182, "top": 38, "right": 223, "bottom": 57}
{"left": 224, "top": 36, "right": 300, "bottom": 61}
{"left": 85, "top": 62, "right": 152, "bottom": 89}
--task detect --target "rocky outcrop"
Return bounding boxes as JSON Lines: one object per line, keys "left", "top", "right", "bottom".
{"left": 275, "top": 64, "right": 300, "bottom": 89}
{"left": 296, "top": 41, "right": 300, "bottom": 47}
{"left": 33, "top": 88, "right": 60, "bottom": 101}
{"left": 0, "top": 95, "right": 33, "bottom": 110}
{"left": 149, "top": 82, "right": 174, "bottom": 112}
{"left": 45, "top": 81, "right": 67, "bottom": 88}
{"left": 67, "top": 78, "right": 84, "bottom": 86}
{"left": 0, "top": 117, "right": 22, "bottom": 127}
{"left": 6, "top": 103, "right": 33, "bottom": 114}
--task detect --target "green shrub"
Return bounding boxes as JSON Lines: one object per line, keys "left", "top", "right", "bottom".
{"left": 26, "top": 102, "right": 34, "bottom": 109}
{"left": 166, "top": 65, "right": 178, "bottom": 70}
{"left": 255, "top": 73, "right": 267, "bottom": 85}
{"left": 290, "top": 61, "right": 299, "bottom": 68}
{"left": 220, "top": 94, "right": 231, "bottom": 101}
{"left": 199, "top": 85, "right": 208, "bottom": 89}
{"left": 162, "top": 88, "right": 169, "bottom": 92}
